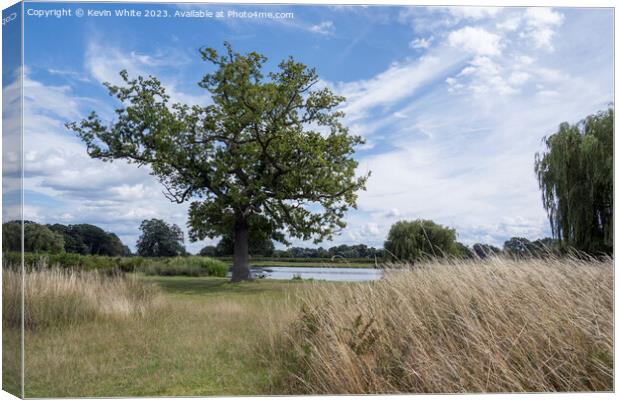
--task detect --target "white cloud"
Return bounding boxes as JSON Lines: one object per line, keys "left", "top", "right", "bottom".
{"left": 362, "top": 223, "right": 380, "bottom": 236}
{"left": 447, "top": 56, "right": 520, "bottom": 96}
{"left": 333, "top": 50, "right": 465, "bottom": 121}
{"left": 448, "top": 26, "right": 502, "bottom": 56}
{"left": 447, "top": 6, "right": 501, "bottom": 21}
{"left": 85, "top": 41, "right": 209, "bottom": 107}
{"left": 47, "top": 68, "right": 91, "bottom": 82}
{"left": 508, "top": 71, "right": 530, "bottom": 86}
{"left": 400, "top": 6, "right": 501, "bottom": 34}
{"left": 23, "top": 78, "right": 87, "bottom": 121}
{"left": 496, "top": 15, "right": 522, "bottom": 32}
{"left": 386, "top": 208, "right": 400, "bottom": 218}
{"left": 309, "top": 20, "right": 335, "bottom": 35}
{"left": 2, "top": 69, "right": 23, "bottom": 222}
{"left": 522, "top": 7, "right": 564, "bottom": 51}
{"left": 313, "top": 8, "right": 611, "bottom": 248}
{"left": 409, "top": 36, "right": 433, "bottom": 49}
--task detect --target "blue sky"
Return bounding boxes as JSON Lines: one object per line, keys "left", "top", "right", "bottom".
{"left": 10, "top": 3, "right": 613, "bottom": 253}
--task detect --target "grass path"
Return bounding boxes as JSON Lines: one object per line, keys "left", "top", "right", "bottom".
{"left": 22, "top": 276, "right": 308, "bottom": 397}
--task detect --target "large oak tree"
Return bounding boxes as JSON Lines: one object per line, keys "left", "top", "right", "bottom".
{"left": 67, "top": 43, "right": 368, "bottom": 281}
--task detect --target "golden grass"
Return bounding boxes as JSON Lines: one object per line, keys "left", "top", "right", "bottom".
{"left": 3, "top": 257, "right": 613, "bottom": 396}
{"left": 3, "top": 267, "right": 163, "bottom": 330}
{"left": 279, "top": 256, "right": 613, "bottom": 393}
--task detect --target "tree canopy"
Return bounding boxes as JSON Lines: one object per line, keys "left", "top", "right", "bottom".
{"left": 3, "top": 221, "right": 131, "bottom": 256}
{"left": 503, "top": 237, "right": 559, "bottom": 258}
{"left": 67, "top": 42, "right": 368, "bottom": 280}
{"left": 136, "top": 219, "right": 187, "bottom": 257}
{"left": 383, "top": 219, "right": 460, "bottom": 262}
{"left": 24, "top": 224, "right": 65, "bottom": 254}
{"left": 48, "top": 223, "right": 130, "bottom": 256}
{"left": 535, "top": 107, "right": 613, "bottom": 254}
{"left": 2, "top": 221, "right": 21, "bottom": 253}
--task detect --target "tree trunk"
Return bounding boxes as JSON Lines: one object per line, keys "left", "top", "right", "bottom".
{"left": 231, "top": 217, "right": 251, "bottom": 282}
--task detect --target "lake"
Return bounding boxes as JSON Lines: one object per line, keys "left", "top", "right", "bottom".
{"left": 249, "top": 266, "right": 383, "bottom": 281}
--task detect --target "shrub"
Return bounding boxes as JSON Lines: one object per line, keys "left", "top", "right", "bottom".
{"left": 142, "top": 256, "right": 228, "bottom": 277}
{"left": 116, "top": 256, "right": 147, "bottom": 272}
{"left": 4, "top": 252, "right": 149, "bottom": 273}
{"left": 202, "top": 257, "right": 228, "bottom": 277}
{"left": 7, "top": 252, "right": 229, "bottom": 277}
{"left": 142, "top": 261, "right": 202, "bottom": 277}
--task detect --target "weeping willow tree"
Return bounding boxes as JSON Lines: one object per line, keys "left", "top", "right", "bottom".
{"left": 535, "top": 107, "right": 613, "bottom": 254}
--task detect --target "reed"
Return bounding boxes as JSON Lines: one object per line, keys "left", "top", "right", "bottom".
{"left": 3, "top": 266, "right": 163, "bottom": 330}
{"left": 278, "top": 256, "right": 613, "bottom": 393}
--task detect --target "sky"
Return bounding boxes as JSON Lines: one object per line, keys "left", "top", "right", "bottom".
{"left": 3, "top": 2, "right": 22, "bottom": 224}
{"left": 6, "top": 3, "right": 614, "bottom": 254}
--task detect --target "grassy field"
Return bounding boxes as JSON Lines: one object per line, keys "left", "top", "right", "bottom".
{"left": 2, "top": 255, "right": 613, "bottom": 396}
{"left": 6, "top": 272, "right": 311, "bottom": 397}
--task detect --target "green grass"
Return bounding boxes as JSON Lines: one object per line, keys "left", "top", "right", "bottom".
{"left": 2, "top": 324, "right": 21, "bottom": 397}
{"left": 141, "top": 275, "right": 303, "bottom": 298}
{"left": 20, "top": 274, "right": 317, "bottom": 397}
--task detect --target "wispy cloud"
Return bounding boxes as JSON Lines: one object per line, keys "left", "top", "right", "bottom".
{"left": 331, "top": 50, "right": 466, "bottom": 122}
{"left": 85, "top": 41, "right": 208, "bottom": 107}
{"left": 409, "top": 36, "right": 433, "bottom": 49}
{"left": 21, "top": 5, "right": 613, "bottom": 251}
{"left": 309, "top": 20, "right": 335, "bottom": 35}
{"left": 521, "top": 7, "right": 564, "bottom": 51}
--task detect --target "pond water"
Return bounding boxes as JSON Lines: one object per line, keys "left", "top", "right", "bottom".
{"left": 248, "top": 266, "right": 383, "bottom": 282}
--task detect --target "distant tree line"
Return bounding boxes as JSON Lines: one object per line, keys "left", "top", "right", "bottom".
{"left": 2, "top": 221, "right": 131, "bottom": 256}
{"left": 199, "top": 241, "right": 383, "bottom": 259}
{"left": 274, "top": 244, "right": 384, "bottom": 259}
{"left": 0, "top": 219, "right": 564, "bottom": 262}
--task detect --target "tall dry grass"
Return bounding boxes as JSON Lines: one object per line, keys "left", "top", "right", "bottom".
{"left": 3, "top": 267, "right": 163, "bottom": 330}
{"left": 278, "top": 256, "right": 613, "bottom": 393}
